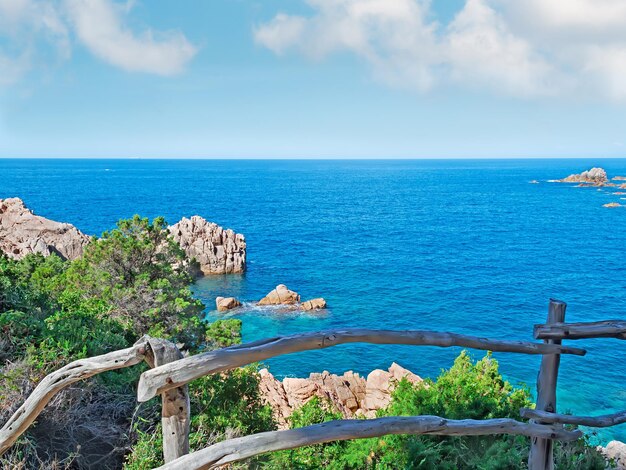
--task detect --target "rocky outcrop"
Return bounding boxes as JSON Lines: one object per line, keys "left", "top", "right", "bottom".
{"left": 0, "top": 198, "right": 91, "bottom": 261}
{"left": 0, "top": 200, "right": 247, "bottom": 275}
{"left": 169, "top": 216, "right": 246, "bottom": 275}
{"left": 558, "top": 167, "right": 608, "bottom": 185}
{"left": 257, "top": 285, "right": 327, "bottom": 310}
{"left": 599, "top": 441, "right": 626, "bottom": 469}
{"left": 258, "top": 284, "right": 301, "bottom": 306}
{"left": 301, "top": 298, "right": 327, "bottom": 310}
{"left": 603, "top": 202, "right": 622, "bottom": 208}
{"left": 215, "top": 297, "right": 241, "bottom": 312}
{"left": 613, "top": 176, "right": 626, "bottom": 181}
{"left": 258, "top": 363, "right": 422, "bottom": 428}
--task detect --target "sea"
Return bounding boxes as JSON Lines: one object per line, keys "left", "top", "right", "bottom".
{"left": 2, "top": 158, "right": 625, "bottom": 444}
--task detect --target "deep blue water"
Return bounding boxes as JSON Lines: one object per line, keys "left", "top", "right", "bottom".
{"left": 2, "top": 158, "right": 625, "bottom": 444}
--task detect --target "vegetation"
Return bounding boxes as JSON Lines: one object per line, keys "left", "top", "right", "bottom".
{"left": 0, "top": 215, "right": 612, "bottom": 469}
{"left": 0, "top": 216, "right": 271, "bottom": 469}
{"left": 264, "top": 352, "right": 608, "bottom": 470}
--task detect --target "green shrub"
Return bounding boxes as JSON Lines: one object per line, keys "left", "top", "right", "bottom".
{"left": 124, "top": 364, "right": 275, "bottom": 469}
{"left": 64, "top": 215, "right": 206, "bottom": 348}
{"left": 267, "top": 397, "right": 346, "bottom": 469}
{"left": 262, "top": 351, "right": 607, "bottom": 469}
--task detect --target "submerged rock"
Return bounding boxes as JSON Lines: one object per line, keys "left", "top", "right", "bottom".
{"left": 215, "top": 296, "right": 242, "bottom": 312}
{"left": 258, "top": 362, "right": 422, "bottom": 428}
{"left": 258, "top": 284, "right": 301, "bottom": 305}
{"left": 169, "top": 216, "right": 246, "bottom": 275}
{"left": 301, "top": 298, "right": 327, "bottom": 310}
{"left": 0, "top": 198, "right": 91, "bottom": 260}
{"left": 558, "top": 167, "right": 608, "bottom": 185}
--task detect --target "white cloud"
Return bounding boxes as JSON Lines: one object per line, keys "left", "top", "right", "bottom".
{"left": 64, "top": 0, "right": 197, "bottom": 76}
{"left": 0, "top": 51, "right": 30, "bottom": 86}
{"left": 444, "top": 0, "right": 556, "bottom": 96}
{"left": 0, "top": 0, "right": 197, "bottom": 86}
{"left": 254, "top": 0, "right": 438, "bottom": 91}
{"left": 0, "top": 0, "right": 70, "bottom": 85}
{"left": 255, "top": 0, "right": 626, "bottom": 101}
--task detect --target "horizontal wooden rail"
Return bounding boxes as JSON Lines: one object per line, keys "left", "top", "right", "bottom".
{"left": 0, "top": 341, "right": 148, "bottom": 457}
{"left": 534, "top": 320, "right": 626, "bottom": 340}
{"left": 137, "top": 328, "right": 586, "bottom": 402}
{"left": 521, "top": 408, "right": 626, "bottom": 428}
{"left": 153, "top": 416, "right": 582, "bottom": 470}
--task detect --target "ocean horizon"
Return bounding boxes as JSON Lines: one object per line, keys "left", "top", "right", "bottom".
{"left": 3, "top": 157, "right": 625, "bottom": 444}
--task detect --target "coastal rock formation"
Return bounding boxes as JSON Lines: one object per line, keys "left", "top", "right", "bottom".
{"left": 599, "top": 441, "right": 626, "bottom": 469}
{"left": 0, "top": 200, "right": 247, "bottom": 277}
{"left": 0, "top": 198, "right": 91, "bottom": 261}
{"left": 301, "top": 298, "right": 327, "bottom": 310}
{"left": 215, "top": 296, "right": 241, "bottom": 312}
{"left": 169, "top": 216, "right": 246, "bottom": 275}
{"left": 613, "top": 176, "right": 626, "bottom": 181}
{"left": 258, "top": 284, "right": 301, "bottom": 305}
{"left": 558, "top": 167, "right": 608, "bottom": 185}
{"left": 258, "top": 363, "right": 422, "bottom": 428}
{"left": 603, "top": 202, "right": 622, "bottom": 208}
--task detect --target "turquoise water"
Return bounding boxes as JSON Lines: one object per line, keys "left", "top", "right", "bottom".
{"left": 2, "top": 158, "right": 625, "bottom": 443}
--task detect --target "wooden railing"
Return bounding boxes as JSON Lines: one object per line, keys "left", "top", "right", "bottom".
{"left": 1, "top": 299, "right": 624, "bottom": 469}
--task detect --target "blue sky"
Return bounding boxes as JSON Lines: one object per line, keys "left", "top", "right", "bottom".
{"left": 2, "top": 0, "right": 626, "bottom": 158}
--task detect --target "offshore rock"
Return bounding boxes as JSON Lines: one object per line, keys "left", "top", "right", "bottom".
{"left": 258, "top": 284, "right": 300, "bottom": 305}
{"left": 603, "top": 202, "right": 622, "bottom": 208}
{"left": 301, "top": 298, "right": 327, "bottom": 310}
{"left": 169, "top": 216, "right": 246, "bottom": 275}
{"left": 558, "top": 167, "right": 608, "bottom": 185}
{"left": 0, "top": 198, "right": 91, "bottom": 261}
{"left": 258, "top": 362, "right": 422, "bottom": 428}
{"left": 215, "top": 296, "right": 241, "bottom": 312}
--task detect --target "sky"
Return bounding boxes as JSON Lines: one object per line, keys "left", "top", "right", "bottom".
{"left": 1, "top": 0, "right": 626, "bottom": 158}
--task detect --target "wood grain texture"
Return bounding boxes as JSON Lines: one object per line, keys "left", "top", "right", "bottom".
{"left": 534, "top": 320, "right": 626, "bottom": 340}
{"left": 154, "top": 416, "right": 582, "bottom": 470}
{"left": 0, "top": 342, "right": 147, "bottom": 456}
{"left": 529, "top": 299, "right": 566, "bottom": 470}
{"left": 137, "top": 328, "right": 586, "bottom": 402}
{"left": 143, "top": 337, "right": 190, "bottom": 463}
{"left": 521, "top": 409, "right": 626, "bottom": 428}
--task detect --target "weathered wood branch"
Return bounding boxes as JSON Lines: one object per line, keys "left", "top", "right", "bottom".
{"left": 0, "top": 342, "right": 148, "bottom": 457}
{"left": 142, "top": 337, "right": 190, "bottom": 463}
{"left": 529, "top": 299, "right": 566, "bottom": 470}
{"left": 137, "top": 328, "right": 586, "bottom": 402}
{"left": 534, "top": 320, "right": 626, "bottom": 340}
{"left": 521, "top": 409, "right": 626, "bottom": 428}
{"left": 154, "top": 416, "right": 582, "bottom": 470}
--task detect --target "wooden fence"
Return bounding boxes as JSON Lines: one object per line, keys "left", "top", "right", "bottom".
{"left": 0, "top": 299, "right": 624, "bottom": 469}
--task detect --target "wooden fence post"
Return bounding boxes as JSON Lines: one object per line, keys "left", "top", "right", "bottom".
{"left": 528, "top": 299, "right": 566, "bottom": 470}
{"left": 142, "top": 337, "right": 190, "bottom": 463}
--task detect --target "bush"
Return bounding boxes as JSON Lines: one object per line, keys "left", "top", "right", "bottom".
{"left": 0, "top": 216, "right": 216, "bottom": 469}
{"left": 64, "top": 215, "right": 206, "bottom": 348}
{"left": 262, "top": 351, "right": 607, "bottom": 470}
